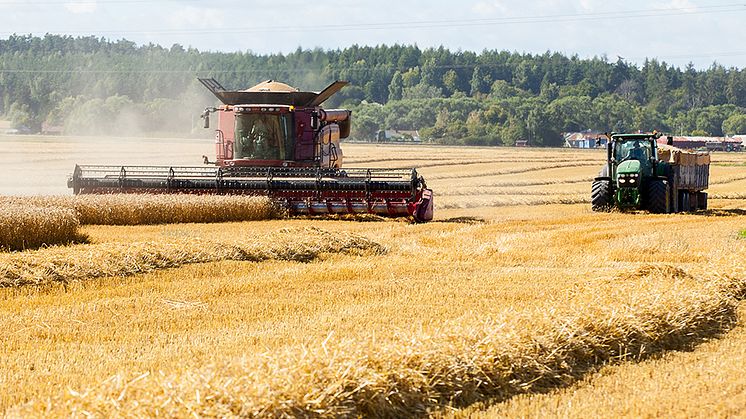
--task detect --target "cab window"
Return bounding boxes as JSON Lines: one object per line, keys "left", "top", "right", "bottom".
{"left": 235, "top": 113, "right": 286, "bottom": 160}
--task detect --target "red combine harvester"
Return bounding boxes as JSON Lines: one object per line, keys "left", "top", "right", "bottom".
{"left": 67, "top": 79, "right": 434, "bottom": 222}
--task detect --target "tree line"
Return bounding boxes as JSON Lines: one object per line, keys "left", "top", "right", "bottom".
{"left": 1, "top": 34, "right": 745, "bottom": 145}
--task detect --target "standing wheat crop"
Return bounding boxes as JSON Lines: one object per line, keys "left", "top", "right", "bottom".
{"left": 0, "top": 204, "right": 83, "bottom": 251}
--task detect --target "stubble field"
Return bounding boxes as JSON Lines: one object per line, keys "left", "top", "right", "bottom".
{"left": 1, "top": 135, "right": 745, "bottom": 417}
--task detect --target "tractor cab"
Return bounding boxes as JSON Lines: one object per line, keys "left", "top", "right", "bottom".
{"left": 612, "top": 137, "right": 657, "bottom": 179}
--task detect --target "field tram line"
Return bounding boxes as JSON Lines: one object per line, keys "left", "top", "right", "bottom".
{"left": 384, "top": 158, "right": 603, "bottom": 170}
{"left": 470, "top": 176, "right": 594, "bottom": 188}
{"left": 426, "top": 162, "right": 600, "bottom": 180}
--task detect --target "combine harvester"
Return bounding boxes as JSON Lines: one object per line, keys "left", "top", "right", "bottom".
{"left": 591, "top": 132, "right": 709, "bottom": 213}
{"left": 68, "top": 79, "right": 433, "bottom": 222}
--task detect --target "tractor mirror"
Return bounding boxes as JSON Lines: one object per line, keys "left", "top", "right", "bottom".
{"left": 607, "top": 142, "right": 613, "bottom": 161}
{"left": 310, "top": 113, "right": 320, "bottom": 130}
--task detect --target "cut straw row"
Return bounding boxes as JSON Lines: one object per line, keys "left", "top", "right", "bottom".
{"left": 0, "top": 227, "right": 385, "bottom": 288}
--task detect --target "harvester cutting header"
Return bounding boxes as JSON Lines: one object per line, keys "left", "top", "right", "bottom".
{"left": 68, "top": 79, "right": 434, "bottom": 222}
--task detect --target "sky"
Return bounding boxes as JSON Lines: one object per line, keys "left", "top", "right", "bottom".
{"left": 0, "top": 0, "right": 744, "bottom": 69}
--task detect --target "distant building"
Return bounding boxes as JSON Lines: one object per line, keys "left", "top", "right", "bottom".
{"left": 564, "top": 131, "right": 606, "bottom": 148}
{"left": 658, "top": 136, "right": 743, "bottom": 152}
{"left": 730, "top": 135, "right": 746, "bottom": 149}
{"left": 376, "top": 129, "right": 421, "bottom": 143}
{"left": 514, "top": 139, "right": 529, "bottom": 147}
{"left": 41, "top": 123, "right": 63, "bottom": 135}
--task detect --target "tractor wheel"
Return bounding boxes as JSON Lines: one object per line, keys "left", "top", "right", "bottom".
{"left": 647, "top": 180, "right": 670, "bottom": 214}
{"left": 591, "top": 179, "right": 612, "bottom": 212}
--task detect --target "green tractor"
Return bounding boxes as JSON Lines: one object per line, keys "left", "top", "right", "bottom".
{"left": 591, "top": 132, "right": 709, "bottom": 213}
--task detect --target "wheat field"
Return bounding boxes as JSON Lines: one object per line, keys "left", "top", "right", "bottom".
{"left": 1, "top": 141, "right": 745, "bottom": 417}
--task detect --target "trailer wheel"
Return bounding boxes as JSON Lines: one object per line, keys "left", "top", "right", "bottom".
{"left": 679, "top": 191, "right": 691, "bottom": 212}
{"left": 591, "top": 179, "right": 612, "bottom": 212}
{"left": 647, "top": 180, "right": 670, "bottom": 214}
{"left": 689, "top": 191, "right": 699, "bottom": 211}
{"left": 698, "top": 192, "right": 708, "bottom": 210}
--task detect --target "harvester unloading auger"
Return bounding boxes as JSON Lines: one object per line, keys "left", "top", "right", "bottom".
{"left": 67, "top": 79, "right": 434, "bottom": 222}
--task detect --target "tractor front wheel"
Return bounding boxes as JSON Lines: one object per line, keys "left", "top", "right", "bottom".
{"left": 647, "top": 180, "right": 670, "bottom": 214}
{"left": 591, "top": 179, "right": 612, "bottom": 212}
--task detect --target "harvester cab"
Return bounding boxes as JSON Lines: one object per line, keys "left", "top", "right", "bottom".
{"left": 198, "top": 79, "right": 350, "bottom": 170}
{"left": 67, "top": 79, "right": 434, "bottom": 223}
{"left": 592, "top": 132, "right": 710, "bottom": 214}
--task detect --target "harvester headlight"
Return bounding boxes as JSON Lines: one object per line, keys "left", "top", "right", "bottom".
{"left": 629, "top": 178, "right": 636, "bottom": 184}
{"left": 619, "top": 178, "right": 626, "bottom": 184}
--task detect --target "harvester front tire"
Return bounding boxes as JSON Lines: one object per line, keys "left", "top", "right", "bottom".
{"left": 647, "top": 180, "right": 670, "bottom": 214}
{"left": 591, "top": 180, "right": 612, "bottom": 212}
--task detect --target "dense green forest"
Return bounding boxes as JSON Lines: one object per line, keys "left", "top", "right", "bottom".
{"left": 2, "top": 34, "right": 746, "bottom": 145}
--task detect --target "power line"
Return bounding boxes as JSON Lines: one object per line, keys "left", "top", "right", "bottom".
{"left": 0, "top": 0, "right": 197, "bottom": 4}
{"left": 0, "top": 3, "right": 743, "bottom": 36}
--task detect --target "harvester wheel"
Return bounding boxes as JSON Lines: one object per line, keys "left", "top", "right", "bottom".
{"left": 591, "top": 179, "right": 612, "bottom": 212}
{"left": 647, "top": 180, "right": 670, "bottom": 214}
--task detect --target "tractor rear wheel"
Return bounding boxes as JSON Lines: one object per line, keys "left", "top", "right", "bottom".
{"left": 647, "top": 180, "right": 670, "bottom": 214}
{"left": 591, "top": 179, "right": 612, "bottom": 212}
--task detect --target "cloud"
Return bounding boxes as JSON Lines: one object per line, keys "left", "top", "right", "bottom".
{"left": 167, "top": 6, "right": 225, "bottom": 30}
{"left": 64, "top": 1, "right": 97, "bottom": 14}
{"left": 663, "top": 0, "right": 698, "bottom": 10}
{"left": 471, "top": 0, "right": 509, "bottom": 15}
{"left": 578, "top": 0, "right": 598, "bottom": 10}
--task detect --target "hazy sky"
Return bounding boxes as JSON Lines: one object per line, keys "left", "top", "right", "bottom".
{"left": 0, "top": 0, "right": 744, "bottom": 69}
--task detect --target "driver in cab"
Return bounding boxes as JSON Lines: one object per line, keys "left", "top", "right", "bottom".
{"left": 625, "top": 141, "right": 648, "bottom": 161}
{"left": 249, "top": 119, "right": 272, "bottom": 159}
